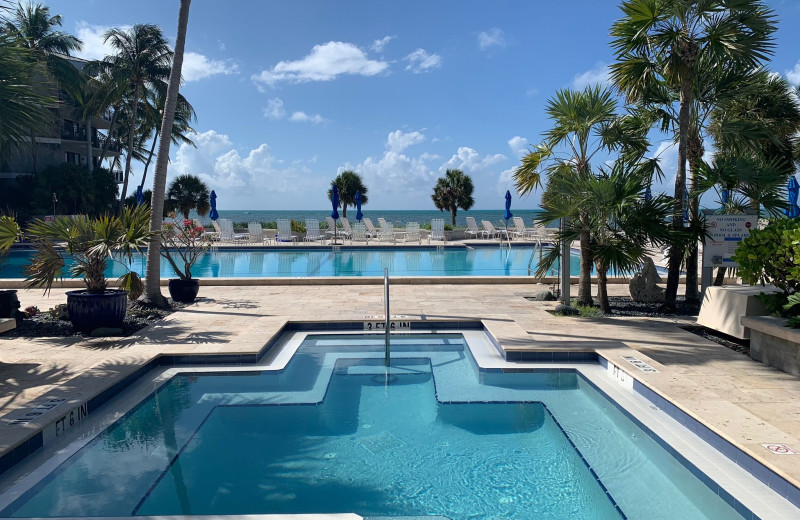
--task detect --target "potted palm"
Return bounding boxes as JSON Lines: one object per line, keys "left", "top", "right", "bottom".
{"left": 24, "top": 206, "right": 152, "bottom": 333}
{"left": 0, "top": 216, "right": 22, "bottom": 320}
{"left": 160, "top": 214, "right": 210, "bottom": 303}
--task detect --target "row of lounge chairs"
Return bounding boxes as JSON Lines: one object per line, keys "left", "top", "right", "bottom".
{"left": 206, "top": 216, "right": 554, "bottom": 245}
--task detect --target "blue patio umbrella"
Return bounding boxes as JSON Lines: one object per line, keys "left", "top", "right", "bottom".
{"left": 331, "top": 185, "right": 340, "bottom": 243}
{"left": 718, "top": 188, "right": 730, "bottom": 214}
{"left": 503, "top": 190, "right": 513, "bottom": 241}
{"left": 209, "top": 190, "right": 219, "bottom": 221}
{"left": 355, "top": 190, "right": 363, "bottom": 222}
{"left": 787, "top": 176, "right": 800, "bottom": 218}
{"left": 642, "top": 185, "right": 652, "bottom": 201}
{"left": 135, "top": 185, "right": 144, "bottom": 205}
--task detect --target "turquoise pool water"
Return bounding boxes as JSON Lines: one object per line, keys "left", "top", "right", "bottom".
{"left": 1, "top": 335, "right": 744, "bottom": 519}
{"left": 0, "top": 247, "right": 572, "bottom": 278}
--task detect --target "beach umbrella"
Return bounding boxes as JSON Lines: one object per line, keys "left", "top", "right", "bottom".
{"left": 355, "top": 190, "right": 363, "bottom": 222}
{"left": 331, "top": 185, "right": 340, "bottom": 243}
{"left": 787, "top": 176, "right": 800, "bottom": 218}
{"left": 642, "top": 185, "right": 652, "bottom": 201}
{"left": 503, "top": 190, "right": 513, "bottom": 241}
{"left": 209, "top": 190, "right": 219, "bottom": 221}
{"left": 718, "top": 188, "right": 730, "bottom": 214}
{"left": 135, "top": 185, "right": 144, "bottom": 205}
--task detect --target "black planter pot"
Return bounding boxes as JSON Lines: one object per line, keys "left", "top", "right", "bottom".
{"left": 66, "top": 289, "right": 128, "bottom": 333}
{"left": 0, "top": 290, "right": 20, "bottom": 320}
{"left": 168, "top": 279, "right": 200, "bottom": 303}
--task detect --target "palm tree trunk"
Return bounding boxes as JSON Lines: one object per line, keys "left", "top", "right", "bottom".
{"left": 664, "top": 80, "right": 692, "bottom": 311}
{"left": 143, "top": 0, "right": 191, "bottom": 305}
{"left": 342, "top": 204, "right": 347, "bottom": 218}
{"left": 577, "top": 215, "right": 593, "bottom": 306}
{"left": 119, "top": 84, "right": 142, "bottom": 212}
{"left": 29, "top": 129, "right": 38, "bottom": 173}
{"left": 684, "top": 135, "right": 703, "bottom": 302}
{"left": 451, "top": 208, "right": 457, "bottom": 227}
{"left": 98, "top": 106, "right": 118, "bottom": 166}
{"left": 595, "top": 260, "right": 610, "bottom": 314}
{"left": 140, "top": 131, "right": 159, "bottom": 189}
{"left": 86, "top": 117, "right": 93, "bottom": 172}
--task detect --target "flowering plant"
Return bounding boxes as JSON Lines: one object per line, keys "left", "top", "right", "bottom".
{"left": 160, "top": 214, "right": 211, "bottom": 280}
{"left": 24, "top": 305, "right": 40, "bottom": 317}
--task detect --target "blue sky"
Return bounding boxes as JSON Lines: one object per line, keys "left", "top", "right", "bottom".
{"left": 49, "top": 0, "right": 800, "bottom": 211}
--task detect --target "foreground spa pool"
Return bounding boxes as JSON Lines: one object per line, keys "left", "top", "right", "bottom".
{"left": 0, "top": 332, "right": 794, "bottom": 519}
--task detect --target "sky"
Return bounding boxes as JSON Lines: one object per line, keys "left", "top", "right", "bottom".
{"left": 46, "top": 0, "right": 800, "bottom": 211}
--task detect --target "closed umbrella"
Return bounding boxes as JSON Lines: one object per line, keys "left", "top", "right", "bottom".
{"left": 331, "top": 185, "right": 340, "bottom": 244}
{"left": 787, "top": 177, "right": 800, "bottom": 218}
{"left": 355, "top": 190, "right": 363, "bottom": 222}
{"left": 718, "top": 188, "right": 730, "bottom": 214}
{"left": 135, "top": 185, "right": 144, "bottom": 205}
{"left": 642, "top": 185, "right": 652, "bottom": 202}
{"left": 209, "top": 190, "right": 219, "bottom": 221}
{"left": 503, "top": 190, "right": 513, "bottom": 241}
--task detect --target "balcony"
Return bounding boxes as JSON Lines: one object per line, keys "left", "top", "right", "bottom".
{"left": 97, "top": 135, "right": 120, "bottom": 153}
{"left": 112, "top": 170, "right": 124, "bottom": 183}
{"left": 61, "top": 129, "right": 87, "bottom": 142}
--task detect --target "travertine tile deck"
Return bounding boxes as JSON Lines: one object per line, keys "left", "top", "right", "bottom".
{"left": 0, "top": 284, "right": 798, "bottom": 491}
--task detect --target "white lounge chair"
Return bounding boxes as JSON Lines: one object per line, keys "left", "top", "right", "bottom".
{"left": 276, "top": 219, "right": 297, "bottom": 244}
{"left": 465, "top": 217, "right": 481, "bottom": 239}
{"left": 304, "top": 219, "right": 325, "bottom": 243}
{"left": 363, "top": 218, "right": 379, "bottom": 238}
{"left": 247, "top": 222, "right": 265, "bottom": 244}
{"left": 351, "top": 222, "right": 368, "bottom": 244}
{"left": 340, "top": 217, "right": 354, "bottom": 238}
{"left": 512, "top": 217, "right": 534, "bottom": 240}
{"left": 378, "top": 218, "right": 395, "bottom": 243}
{"left": 218, "top": 218, "right": 247, "bottom": 243}
{"left": 403, "top": 222, "right": 421, "bottom": 244}
{"left": 481, "top": 220, "right": 507, "bottom": 240}
{"left": 429, "top": 218, "right": 446, "bottom": 243}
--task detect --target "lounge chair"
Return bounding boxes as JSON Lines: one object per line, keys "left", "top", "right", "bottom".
{"left": 208, "top": 221, "right": 222, "bottom": 241}
{"left": 403, "top": 222, "right": 421, "bottom": 244}
{"left": 465, "top": 217, "right": 481, "bottom": 239}
{"left": 340, "top": 217, "right": 354, "bottom": 238}
{"left": 351, "top": 222, "right": 368, "bottom": 244}
{"left": 276, "top": 218, "right": 297, "bottom": 244}
{"left": 247, "top": 222, "right": 266, "bottom": 244}
{"left": 481, "top": 220, "right": 507, "bottom": 240}
{"left": 378, "top": 219, "right": 395, "bottom": 243}
{"left": 325, "top": 216, "right": 340, "bottom": 237}
{"left": 429, "top": 218, "right": 446, "bottom": 243}
{"left": 512, "top": 217, "right": 534, "bottom": 240}
{"left": 304, "top": 219, "right": 325, "bottom": 243}
{"left": 218, "top": 218, "right": 247, "bottom": 243}
{"left": 532, "top": 223, "right": 557, "bottom": 242}
{"left": 363, "top": 218, "right": 379, "bottom": 238}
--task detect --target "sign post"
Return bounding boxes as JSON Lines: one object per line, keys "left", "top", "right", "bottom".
{"left": 701, "top": 214, "right": 757, "bottom": 296}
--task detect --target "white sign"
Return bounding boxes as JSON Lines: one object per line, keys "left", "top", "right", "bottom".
{"left": 363, "top": 321, "right": 411, "bottom": 332}
{"left": 761, "top": 443, "right": 798, "bottom": 455}
{"left": 621, "top": 355, "right": 659, "bottom": 373}
{"left": 703, "top": 215, "right": 757, "bottom": 268}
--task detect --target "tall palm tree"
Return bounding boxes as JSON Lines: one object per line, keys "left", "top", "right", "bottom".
{"left": 91, "top": 24, "right": 172, "bottom": 212}
{"left": 432, "top": 169, "right": 474, "bottom": 226}
{"left": 610, "top": 0, "right": 777, "bottom": 310}
{"left": 165, "top": 174, "right": 209, "bottom": 219}
{"left": 513, "top": 85, "right": 652, "bottom": 305}
{"left": 144, "top": 0, "right": 191, "bottom": 305}
{"left": 327, "top": 170, "right": 368, "bottom": 218}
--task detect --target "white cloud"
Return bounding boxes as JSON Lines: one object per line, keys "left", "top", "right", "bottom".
{"left": 420, "top": 152, "right": 440, "bottom": 161}
{"left": 386, "top": 130, "right": 425, "bottom": 152}
{"left": 571, "top": 62, "right": 609, "bottom": 90}
{"left": 264, "top": 98, "right": 286, "bottom": 120}
{"left": 371, "top": 35, "right": 395, "bottom": 53}
{"left": 181, "top": 51, "right": 238, "bottom": 82}
{"left": 440, "top": 146, "right": 506, "bottom": 174}
{"left": 508, "top": 136, "right": 528, "bottom": 159}
{"left": 74, "top": 21, "right": 125, "bottom": 61}
{"left": 404, "top": 49, "right": 442, "bottom": 73}
{"left": 289, "top": 111, "right": 327, "bottom": 124}
{"left": 786, "top": 60, "right": 800, "bottom": 85}
{"left": 252, "top": 41, "right": 389, "bottom": 87}
{"left": 526, "top": 87, "right": 540, "bottom": 97}
{"left": 478, "top": 28, "right": 506, "bottom": 50}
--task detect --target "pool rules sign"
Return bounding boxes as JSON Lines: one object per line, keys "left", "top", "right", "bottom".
{"left": 703, "top": 215, "right": 757, "bottom": 268}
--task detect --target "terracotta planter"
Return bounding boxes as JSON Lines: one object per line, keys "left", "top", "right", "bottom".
{"left": 66, "top": 289, "right": 127, "bottom": 333}
{"left": 168, "top": 278, "right": 200, "bottom": 303}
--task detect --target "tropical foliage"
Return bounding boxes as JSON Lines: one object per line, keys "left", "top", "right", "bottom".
{"left": 432, "top": 169, "right": 475, "bottom": 226}
{"left": 165, "top": 174, "right": 210, "bottom": 219}
{"left": 24, "top": 205, "right": 152, "bottom": 298}
{"left": 160, "top": 216, "right": 211, "bottom": 280}
{"left": 0, "top": 215, "right": 21, "bottom": 255}
{"left": 328, "top": 170, "right": 368, "bottom": 218}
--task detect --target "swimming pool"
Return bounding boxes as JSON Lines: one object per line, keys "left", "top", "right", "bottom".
{"left": 0, "top": 246, "right": 572, "bottom": 278}
{"left": 0, "top": 332, "right": 786, "bottom": 519}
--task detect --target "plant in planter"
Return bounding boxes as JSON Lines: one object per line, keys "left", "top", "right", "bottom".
{"left": 24, "top": 206, "right": 152, "bottom": 333}
{"left": 0, "top": 215, "right": 22, "bottom": 321}
{"left": 160, "top": 215, "right": 211, "bottom": 303}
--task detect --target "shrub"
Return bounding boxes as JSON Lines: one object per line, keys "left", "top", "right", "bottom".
{"left": 733, "top": 218, "right": 800, "bottom": 326}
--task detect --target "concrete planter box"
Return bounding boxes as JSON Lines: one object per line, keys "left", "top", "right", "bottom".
{"left": 741, "top": 315, "right": 800, "bottom": 377}
{"left": 697, "top": 285, "right": 779, "bottom": 339}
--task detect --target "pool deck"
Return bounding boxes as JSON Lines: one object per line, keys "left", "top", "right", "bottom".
{"left": 0, "top": 283, "right": 798, "bottom": 500}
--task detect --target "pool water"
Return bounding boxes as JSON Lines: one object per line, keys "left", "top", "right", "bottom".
{"left": 1, "top": 335, "right": 744, "bottom": 519}
{"left": 0, "top": 247, "right": 571, "bottom": 278}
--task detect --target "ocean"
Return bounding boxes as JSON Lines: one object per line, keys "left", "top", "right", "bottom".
{"left": 191, "top": 209, "right": 544, "bottom": 227}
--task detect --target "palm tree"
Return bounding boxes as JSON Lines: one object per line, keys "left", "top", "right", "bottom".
{"left": 90, "top": 24, "right": 172, "bottom": 212}
{"left": 432, "top": 169, "right": 474, "bottom": 226}
{"left": 327, "top": 170, "right": 368, "bottom": 218}
{"left": 144, "top": 0, "right": 191, "bottom": 305}
{"left": 165, "top": 174, "right": 209, "bottom": 219}
{"left": 513, "top": 85, "right": 652, "bottom": 305}
{"left": 610, "top": 0, "right": 777, "bottom": 310}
